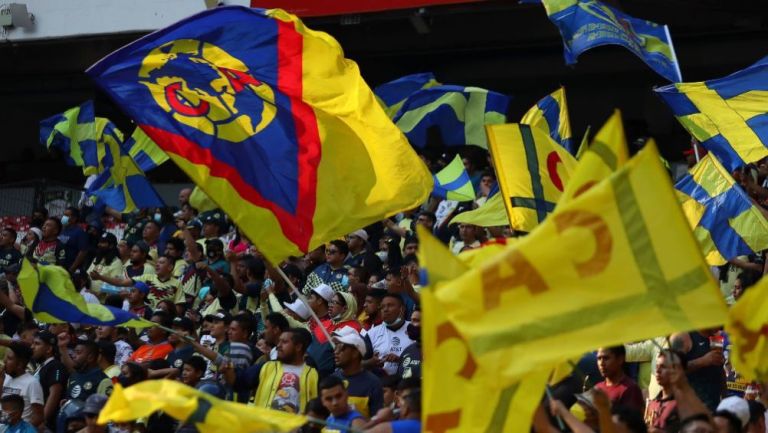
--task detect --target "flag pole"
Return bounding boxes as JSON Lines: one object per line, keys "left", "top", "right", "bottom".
{"left": 273, "top": 262, "right": 336, "bottom": 348}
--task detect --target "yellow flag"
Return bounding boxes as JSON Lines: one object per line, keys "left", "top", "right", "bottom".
{"left": 488, "top": 123, "right": 577, "bottom": 233}
{"left": 189, "top": 186, "right": 219, "bottom": 213}
{"left": 98, "top": 381, "right": 306, "bottom": 433}
{"left": 450, "top": 193, "right": 509, "bottom": 227}
{"left": 432, "top": 142, "right": 727, "bottom": 386}
{"left": 420, "top": 228, "right": 549, "bottom": 433}
{"left": 726, "top": 277, "right": 768, "bottom": 381}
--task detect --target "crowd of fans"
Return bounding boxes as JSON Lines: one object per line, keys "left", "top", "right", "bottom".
{"left": 0, "top": 147, "right": 763, "bottom": 433}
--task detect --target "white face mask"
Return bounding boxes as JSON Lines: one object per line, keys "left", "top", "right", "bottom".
{"left": 375, "top": 251, "right": 388, "bottom": 262}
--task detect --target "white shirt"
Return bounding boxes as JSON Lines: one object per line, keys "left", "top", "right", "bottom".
{"left": 3, "top": 372, "right": 43, "bottom": 423}
{"left": 363, "top": 321, "right": 413, "bottom": 375}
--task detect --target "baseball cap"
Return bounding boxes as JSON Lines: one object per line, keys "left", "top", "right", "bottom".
{"left": 349, "top": 229, "right": 369, "bottom": 242}
{"left": 186, "top": 219, "right": 202, "bottom": 230}
{"left": 132, "top": 281, "right": 150, "bottom": 295}
{"left": 717, "top": 396, "right": 750, "bottom": 428}
{"left": 310, "top": 283, "right": 334, "bottom": 303}
{"left": 204, "top": 310, "right": 232, "bottom": 324}
{"left": 332, "top": 326, "right": 366, "bottom": 357}
{"left": 172, "top": 316, "right": 195, "bottom": 332}
{"left": 285, "top": 299, "right": 311, "bottom": 320}
{"left": 82, "top": 394, "right": 108, "bottom": 416}
{"left": 100, "top": 232, "right": 117, "bottom": 245}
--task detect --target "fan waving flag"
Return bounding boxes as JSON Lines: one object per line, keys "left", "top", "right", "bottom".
{"left": 392, "top": 85, "right": 510, "bottom": 149}
{"left": 87, "top": 6, "right": 432, "bottom": 264}
{"left": 656, "top": 56, "right": 768, "bottom": 171}
{"left": 432, "top": 155, "right": 476, "bottom": 201}
{"left": 675, "top": 154, "right": 768, "bottom": 266}
{"left": 374, "top": 72, "right": 441, "bottom": 119}
{"left": 18, "top": 259, "right": 152, "bottom": 328}
{"left": 40, "top": 101, "right": 99, "bottom": 174}
{"left": 521, "top": 87, "right": 574, "bottom": 154}
{"left": 541, "top": 0, "right": 682, "bottom": 83}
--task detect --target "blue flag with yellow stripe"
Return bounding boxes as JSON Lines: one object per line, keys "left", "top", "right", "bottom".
{"left": 374, "top": 72, "right": 441, "bottom": 119}
{"left": 656, "top": 56, "right": 768, "bottom": 172}
{"left": 123, "top": 127, "right": 170, "bottom": 172}
{"left": 675, "top": 154, "right": 768, "bottom": 266}
{"left": 432, "top": 155, "right": 476, "bottom": 201}
{"left": 521, "top": 87, "right": 574, "bottom": 154}
{"left": 39, "top": 101, "right": 100, "bottom": 174}
{"left": 18, "top": 259, "right": 152, "bottom": 328}
{"left": 392, "top": 85, "right": 510, "bottom": 149}
{"left": 541, "top": 0, "right": 682, "bottom": 83}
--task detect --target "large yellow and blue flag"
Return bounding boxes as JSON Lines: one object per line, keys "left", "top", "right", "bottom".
{"left": 17, "top": 259, "right": 151, "bottom": 328}
{"left": 123, "top": 127, "right": 169, "bottom": 172}
{"left": 99, "top": 381, "right": 306, "bottom": 433}
{"left": 656, "top": 56, "right": 768, "bottom": 171}
{"left": 39, "top": 101, "right": 99, "bottom": 174}
{"left": 430, "top": 142, "right": 727, "bottom": 386}
{"left": 432, "top": 155, "right": 476, "bottom": 201}
{"left": 521, "top": 87, "right": 574, "bottom": 154}
{"left": 392, "top": 84, "right": 510, "bottom": 149}
{"left": 675, "top": 154, "right": 768, "bottom": 266}
{"left": 374, "top": 72, "right": 441, "bottom": 119}
{"left": 450, "top": 193, "right": 509, "bottom": 227}
{"left": 541, "top": 0, "right": 682, "bottom": 83}
{"left": 86, "top": 118, "right": 164, "bottom": 213}
{"left": 488, "top": 123, "right": 577, "bottom": 233}
{"left": 726, "top": 275, "right": 768, "bottom": 382}
{"left": 87, "top": 7, "right": 432, "bottom": 264}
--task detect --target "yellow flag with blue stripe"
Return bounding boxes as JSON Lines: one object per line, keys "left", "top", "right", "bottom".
{"left": 432, "top": 142, "right": 727, "bottom": 386}
{"left": 726, "top": 275, "right": 768, "bottom": 381}
{"left": 656, "top": 56, "right": 768, "bottom": 171}
{"left": 18, "top": 259, "right": 151, "bottom": 328}
{"left": 675, "top": 154, "right": 768, "bottom": 266}
{"left": 99, "top": 380, "right": 306, "bottom": 433}
{"left": 374, "top": 72, "right": 441, "bottom": 119}
{"left": 488, "top": 123, "right": 577, "bottom": 233}
{"left": 521, "top": 87, "right": 574, "bottom": 154}
{"left": 124, "top": 127, "right": 169, "bottom": 172}
{"left": 433, "top": 155, "right": 476, "bottom": 201}
{"left": 419, "top": 228, "right": 549, "bottom": 433}
{"left": 39, "top": 101, "right": 99, "bottom": 175}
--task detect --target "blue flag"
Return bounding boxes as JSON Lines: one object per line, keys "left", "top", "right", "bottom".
{"left": 39, "top": 101, "right": 100, "bottom": 174}
{"left": 374, "top": 72, "right": 441, "bottom": 118}
{"left": 392, "top": 85, "right": 510, "bottom": 149}
{"left": 541, "top": 0, "right": 682, "bottom": 83}
{"left": 656, "top": 56, "right": 768, "bottom": 172}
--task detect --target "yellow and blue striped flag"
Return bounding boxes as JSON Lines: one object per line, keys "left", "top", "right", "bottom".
{"left": 39, "top": 101, "right": 99, "bottom": 174}
{"left": 392, "top": 85, "right": 510, "bottom": 149}
{"left": 675, "top": 154, "right": 768, "bottom": 266}
{"left": 124, "top": 127, "right": 169, "bottom": 172}
{"left": 541, "top": 0, "right": 682, "bottom": 83}
{"left": 86, "top": 118, "right": 164, "bottom": 213}
{"left": 432, "top": 155, "right": 476, "bottom": 201}
{"left": 521, "top": 87, "right": 574, "bottom": 154}
{"left": 18, "top": 259, "right": 152, "bottom": 328}
{"left": 656, "top": 56, "right": 768, "bottom": 171}
{"left": 374, "top": 72, "right": 441, "bottom": 119}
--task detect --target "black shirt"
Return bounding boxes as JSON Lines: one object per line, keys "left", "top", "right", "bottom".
{"left": 0, "top": 248, "right": 21, "bottom": 274}
{"left": 35, "top": 358, "right": 68, "bottom": 429}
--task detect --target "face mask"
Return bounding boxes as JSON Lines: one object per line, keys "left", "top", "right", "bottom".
{"left": 154, "top": 213, "right": 162, "bottom": 223}
{"left": 406, "top": 323, "right": 421, "bottom": 342}
{"left": 0, "top": 411, "right": 9, "bottom": 424}
{"left": 375, "top": 251, "right": 388, "bottom": 262}
{"left": 207, "top": 250, "right": 219, "bottom": 259}
{"left": 60, "top": 215, "right": 70, "bottom": 226}
{"left": 385, "top": 316, "right": 404, "bottom": 329}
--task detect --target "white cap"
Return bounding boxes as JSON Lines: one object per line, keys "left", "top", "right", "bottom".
{"left": 332, "top": 326, "right": 367, "bottom": 357}
{"left": 29, "top": 227, "right": 42, "bottom": 240}
{"left": 285, "top": 299, "right": 311, "bottom": 321}
{"left": 717, "top": 396, "right": 750, "bottom": 428}
{"left": 310, "top": 283, "right": 335, "bottom": 303}
{"left": 349, "top": 229, "right": 369, "bottom": 242}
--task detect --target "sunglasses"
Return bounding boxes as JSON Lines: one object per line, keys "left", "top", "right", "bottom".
{"left": 326, "top": 249, "right": 339, "bottom": 254}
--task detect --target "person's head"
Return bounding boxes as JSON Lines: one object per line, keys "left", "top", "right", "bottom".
{"left": 31, "top": 207, "right": 48, "bottom": 228}
{"left": 128, "top": 281, "right": 150, "bottom": 305}
{"left": 714, "top": 411, "right": 745, "bottom": 433}
{"left": 164, "top": 238, "right": 185, "bottom": 260}
{"left": 228, "top": 314, "right": 253, "bottom": 343}
{"left": 347, "top": 230, "right": 368, "bottom": 253}
{"left": 82, "top": 394, "right": 108, "bottom": 431}
{"left": 459, "top": 223, "right": 480, "bottom": 243}
{"left": 597, "top": 346, "right": 626, "bottom": 380}
{"left": 181, "top": 356, "right": 207, "bottom": 387}
{"left": 385, "top": 267, "right": 403, "bottom": 292}
{"left": 308, "top": 284, "right": 334, "bottom": 315}
{"left": 319, "top": 376, "right": 350, "bottom": 417}
{"left": 329, "top": 292, "right": 348, "bottom": 320}
{"left": 148, "top": 311, "right": 172, "bottom": 343}
{"left": 178, "top": 188, "right": 192, "bottom": 206}
{"left": 205, "top": 239, "right": 225, "bottom": 262}
{"left": 348, "top": 267, "right": 368, "bottom": 286}
{"left": 4, "top": 342, "right": 32, "bottom": 376}
{"left": 403, "top": 237, "right": 419, "bottom": 256}
{"left": 655, "top": 349, "right": 687, "bottom": 389}
{"left": 325, "top": 240, "right": 349, "bottom": 266}
{"left": 381, "top": 375, "right": 399, "bottom": 407}
{"left": 277, "top": 328, "right": 312, "bottom": 364}
{"left": 62, "top": 206, "right": 80, "bottom": 227}
{"left": 380, "top": 293, "right": 405, "bottom": 325}
{"left": 155, "top": 255, "right": 174, "bottom": 278}
{"left": 31, "top": 330, "right": 58, "bottom": 363}
{"left": 73, "top": 340, "right": 100, "bottom": 371}
{"left": 0, "top": 228, "right": 16, "bottom": 248}
{"left": 284, "top": 300, "right": 311, "bottom": 323}
{"left": 205, "top": 311, "right": 232, "bottom": 340}
{"left": 130, "top": 242, "right": 150, "bottom": 265}
{"left": 746, "top": 400, "right": 766, "bottom": 433}
{"left": 0, "top": 394, "right": 25, "bottom": 426}
{"left": 612, "top": 405, "right": 648, "bottom": 433}
{"left": 42, "top": 217, "right": 62, "bottom": 240}
{"left": 396, "top": 377, "right": 421, "bottom": 418}
{"left": 364, "top": 290, "right": 384, "bottom": 316}
{"left": 332, "top": 327, "right": 365, "bottom": 370}
{"left": 264, "top": 312, "right": 289, "bottom": 346}
{"left": 407, "top": 308, "right": 421, "bottom": 342}
{"left": 118, "top": 362, "right": 147, "bottom": 387}
{"left": 97, "top": 341, "right": 116, "bottom": 367}
{"left": 302, "top": 398, "right": 330, "bottom": 433}
{"left": 416, "top": 212, "right": 436, "bottom": 230}
{"left": 716, "top": 397, "right": 751, "bottom": 433}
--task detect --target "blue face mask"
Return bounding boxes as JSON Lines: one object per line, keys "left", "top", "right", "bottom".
{"left": 154, "top": 213, "right": 162, "bottom": 223}
{"left": 60, "top": 215, "right": 70, "bottom": 226}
